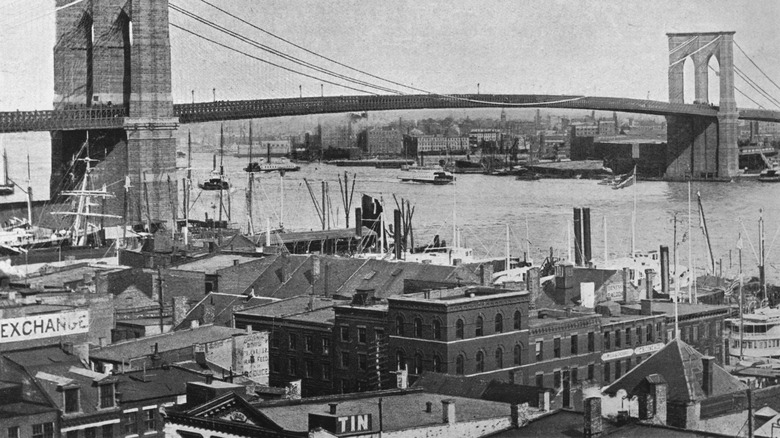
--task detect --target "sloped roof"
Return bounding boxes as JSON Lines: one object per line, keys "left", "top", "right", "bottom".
{"left": 604, "top": 338, "right": 745, "bottom": 403}
{"left": 268, "top": 256, "right": 368, "bottom": 299}
{"left": 240, "top": 255, "right": 309, "bottom": 297}
{"left": 175, "top": 292, "right": 278, "bottom": 330}
{"left": 411, "top": 372, "right": 494, "bottom": 399}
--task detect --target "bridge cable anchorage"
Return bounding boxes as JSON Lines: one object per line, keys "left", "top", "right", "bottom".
{"left": 735, "top": 40, "right": 780, "bottom": 94}
{"left": 734, "top": 66, "right": 780, "bottom": 110}
{"left": 170, "top": 4, "right": 407, "bottom": 96}
{"left": 668, "top": 36, "right": 722, "bottom": 69}
{"left": 169, "top": 23, "right": 380, "bottom": 96}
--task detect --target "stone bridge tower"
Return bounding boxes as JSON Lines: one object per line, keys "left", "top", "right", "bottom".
{"left": 666, "top": 32, "right": 739, "bottom": 179}
{"left": 51, "top": 0, "right": 178, "bottom": 225}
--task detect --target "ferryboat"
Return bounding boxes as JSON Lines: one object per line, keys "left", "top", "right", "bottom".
{"left": 726, "top": 307, "right": 780, "bottom": 360}
{"left": 398, "top": 170, "right": 455, "bottom": 185}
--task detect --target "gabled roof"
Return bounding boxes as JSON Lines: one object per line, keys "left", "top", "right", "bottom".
{"left": 168, "top": 391, "right": 283, "bottom": 435}
{"left": 604, "top": 338, "right": 745, "bottom": 403}
{"left": 174, "top": 292, "right": 278, "bottom": 330}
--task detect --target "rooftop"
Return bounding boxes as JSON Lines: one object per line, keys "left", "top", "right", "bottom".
{"left": 172, "top": 254, "right": 259, "bottom": 275}
{"left": 388, "top": 286, "right": 527, "bottom": 305}
{"left": 235, "top": 295, "right": 345, "bottom": 321}
{"left": 623, "top": 302, "right": 730, "bottom": 318}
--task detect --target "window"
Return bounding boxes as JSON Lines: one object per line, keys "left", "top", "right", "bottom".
{"left": 657, "top": 323, "right": 662, "bottom": 340}
{"left": 395, "top": 316, "right": 405, "bottom": 336}
{"left": 432, "top": 319, "right": 441, "bottom": 340}
{"left": 693, "top": 325, "right": 699, "bottom": 341}
{"left": 305, "top": 359, "right": 315, "bottom": 378}
{"left": 514, "top": 310, "right": 522, "bottom": 330}
{"left": 270, "top": 358, "right": 280, "bottom": 373}
{"left": 535, "top": 373, "right": 544, "bottom": 388}
{"left": 636, "top": 355, "right": 643, "bottom": 365}
{"left": 626, "top": 328, "right": 632, "bottom": 346}
{"left": 84, "top": 428, "right": 96, "bottom": 438}
{"left": 456, "top": 355, "right": 465, "bottom": 375}
{"left": 414, "top": 318, "right": 423, "bottom": 338}
{"left": 123, "top": 411, "right": 138, "bottom": 435}
{"left": 289, "top": 333, "right": 298, "bottom": 350}
{"left": 615, "top": 360, "right": 622, "bottom": 380}
{"left": 102, "top": 424, "right": 113, "bottom": 438}
{"left": 456, "top": 319, "right": 464, "bottom": 339}
{"left": 536, "top": 340, "right": 543, "bottom": 361}
{"left": 604, "top": 332, "right": 611, "bottom": 349}
{"left": 495, "top": 347, "right": 503, "bottom": 369}
{"left": 588, "top": 364, "right": 595, "bottom": 381}
{"left": 271, "top": 332, "right": 280, "bottom": 349}
{"left": 358, "top": 354, "right": 368, "bottom": 372}
{"left": 476, "top": 316, "right": 484, "bottom": 337}
{"left": 647, "top": 324, "right": 653, "bottom": 342}
{"left": 358, "top": 327, "right": 367, "bottom": 344}
{"left": 395, "top": 350, "right": 405, "bottom": 371}
{"left": 341, "top": 352, "right": 350, "bottom": 369}
{"left": 288, "top": 358, "right": 298, "bottom": 376}
{"left": 433, "top": 355, "right": 442, "bottom": 372}
{"left": 64, "top": 387, "right": 79, "bottom": 413}
{"left": 570, "top": 335, "right": 578, "bottom": 355}
{"left": 31, "top": 424, "right": 53, "bottom": 438}
{"left": 615, "top": 330, "right": 621, "bottom": 348}
{"left": 339, "top": 326, "right": 349, "bottom": 342}
{"left": 144, "top": 409, "right": 156, "bottom": 432}
{"left": 7, "top": 427, "right": 19, "bottom": 438}
{"left": 626, "top": 358, "right": 632, "bottom": 373}
{"left": 604, "top": 362, "right": 610, "bottom": 383}
{"left": 554, "top": 370, "right": 561, "bottom": 389}
{"left": 340, "top": 379, "right": 349, "bottom": 393}
{"left": 322, "top": 338, "right": 330, "bottom": 355}
{"left": 514, "top": 344, "right": 522, "bottom": 365}
{"left": 495, "top": 313, "right": 503, "bottom": 333}
{"left": 414, "top": 353, "right": 423, "bottom": 374}
{"left": 375, "top": 329, "right": 385, "bottom": 341}
{"left": 99, "top": 383, "right": 114, "bottom": 409}
{"left": 588, "top": 332, "right": 595, "bottom": 352}
{"left": 305, "top": 335, "right": 314, "bottom": 352}
{"left": 571, "top": 367, "right": 578, "bottom": 384}
{"left": 476, "top": 351, "right": 485, "bottom": 372}
{"left": 553, "top": 338, "right": 561, "bottom": 358}
{"left": 321, "top": 363, "right": 331, "bottom": 381}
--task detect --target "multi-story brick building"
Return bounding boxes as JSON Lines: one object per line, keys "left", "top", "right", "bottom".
{"left": 357, "top": 128, "right": 403, "bottom": 156}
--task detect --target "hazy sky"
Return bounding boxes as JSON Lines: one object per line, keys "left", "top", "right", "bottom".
{"left": 1, "top": 0, "right": 779, "bottom": 111}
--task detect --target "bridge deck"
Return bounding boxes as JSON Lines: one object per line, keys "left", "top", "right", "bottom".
{"left": 0, "top": 95, "right": 778, "bottom": 133}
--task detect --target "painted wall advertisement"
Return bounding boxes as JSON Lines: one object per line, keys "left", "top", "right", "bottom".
{"left": 0, "top": 310, "right": 89, "bottom": 344}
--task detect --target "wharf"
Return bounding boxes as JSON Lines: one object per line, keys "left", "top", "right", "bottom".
{"left": 526, "top": 160, "right": 611, "bottom": 179}
{"left": 329, "top": 159, "right": 415, "bottom": 168}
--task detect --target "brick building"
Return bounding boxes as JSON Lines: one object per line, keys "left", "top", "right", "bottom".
{"left": 357, "top": 128, "right": 403, "bottom": 156}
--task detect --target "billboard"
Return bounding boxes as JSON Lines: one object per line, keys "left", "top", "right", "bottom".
{"left": 0, "top": 310, "right": 89, "bottom": 344}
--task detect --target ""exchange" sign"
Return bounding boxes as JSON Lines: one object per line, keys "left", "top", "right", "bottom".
{"left": 0, "top": 310, "right": 89, "bottom": 343}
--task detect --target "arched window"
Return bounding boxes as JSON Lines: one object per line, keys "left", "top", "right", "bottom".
{"left": 476, "top": 351, "right": 484, "bottom": 373}
{"left": 414, "top": 353, "right": 423, "bottom": 375}
{"left": 514, "top": 344, "right": 522, "bottom": 365}
{"left": 495, "top": 313, "right": 504, "bottom": 333}
{"left": 432, "top": 319, "right": 441, "bottom": 340}
{"left": 395, "top": 315, "right": 404, "bottom": 336}
{"left": 414, "top": 318, "right": 423, "bottom": 338}
{"left": 514, "top": 310, "right": 522, "bottom": 330}
{"left": 456, "top": 319, "right": 464, "bottom": 339}
{"left": 433, "top": 355, "right": 442, "bottom": 372}
{"left": 396, "top": 350, "right": 406, "bottom": 371}
{"left": 476, "top": 316, "right": 484, "bottom": 337}
{"left": 455, "top": 355, "right": 465, "bottom": 375}
{"left": 495, "top": 347, "right": 503, "bottom": 369}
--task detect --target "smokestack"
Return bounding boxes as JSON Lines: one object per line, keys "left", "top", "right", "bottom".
{"left": 355, "top": 208, "right": 362, "bottom": 237}
{"left": 573, "top": 208, "right": 583, "bottom": 266}
{"left": 583, "top": 207, "right": 592, "bottom": 265}
{"left": 394, "top": 209, "right": 402, "bottom": 260}
{"left": 660, "top": 246, "right": 670, "bottom": 295}
{"left": 622, "top": 267, "right": 629, "bottom": 303}
{"left": 702, "top": 356, "right": 714, "bottom": 396}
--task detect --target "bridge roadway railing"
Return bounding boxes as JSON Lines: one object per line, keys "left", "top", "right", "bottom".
{"left": 0, "top": 107, "right": 126, "bottom": 133}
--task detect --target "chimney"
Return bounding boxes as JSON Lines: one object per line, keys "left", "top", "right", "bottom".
{"left": 645, "top": 269, "right": 655, "bottom": 300}
{"left": 425, "top": 401, "right": 433, "bottom": 413}
{"left": 329, "top": 403, "right": 338, "bottom": 415}
{"left": 702, "top": 356, "right": 715, "bottom": 396}
{"left": 312, "top": 256, "right": 321, "bottom": 289}
{"left": 355, "top": 208, "right": 362, "bottom": 237}
{"left": 583, "top": 207, "right": 592, "bottom": 265}
{"left": 583, "top": 396, "right": 603, "bottom": 438}
{"left": 573, "top": 208, "right": 583, "bottom": 266}
{"left": 622, "top": 267, "right": 629, "bottom": 303}
{"left": 205, "top": 372, "right": 213, "bottom": 384}
{"left": 190, "top": 320, "right": 200, "bottom": 329}
{"left": 639, "top": 374, "right": 667, "bottom": 425}
{"left": 480, "top": 263, "right": 494, "bottom": 286}
{"left": 640, "top": 299, "right": 653, "bottom": 316}
{"left": 659, "top": 246, "right": 670, "bottom": 295}
{"left": 172, "top": 296, "right": 189, "bottom": 328}
{"left": 233, "top": 259, "right": 240, "bottom": 266}
{"left": 99, "top": 337, "right": 108, "bottom": 347}
{"left": 246, "top": 324, "right": 253, "bottom": 334}
{"left": 323, "top": 262, "right": 330, "bottom": 297}
{"left": 442, "top": 399, "right": 456, "bottom": 424}
{"left": 393, "top": 209, "right": 402, "bottom": 259}
{"left": 527, "top": 267, "right": 541, "bottom": 305}
{"left": 537, "top": 390, "right": 550, "bottom": 412}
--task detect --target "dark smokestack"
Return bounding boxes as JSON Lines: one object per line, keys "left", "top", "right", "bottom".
{"left": 583, "top": 207, "right": 592, "bottom": 265}
{"left": 394, "top": 209, "right": 402, "bottom": 260}
{"left": 355, "top": 208, "right": 362, "bottom": 237}
{"left": 573, "top": 208, "right": 583, "bottom": 266}
{"left": 660, "top": 246, "right": 670, "bottom": 295}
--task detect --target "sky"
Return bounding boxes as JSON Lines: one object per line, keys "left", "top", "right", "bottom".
{"left": 0, "top": 0, "right": 779, "bottom": 112}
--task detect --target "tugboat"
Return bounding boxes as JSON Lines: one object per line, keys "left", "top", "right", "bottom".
{"left": 199, "top": 125, "right": 230, "bottom": 191}
{"left": 199, "top": 177, "right": 230, "bottom": 191}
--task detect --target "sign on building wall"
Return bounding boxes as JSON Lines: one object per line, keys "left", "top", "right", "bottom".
{"left": 236, "top": 331, "right": 269, "bottom": 385}
{"left": 0, "top": 310, "right": 89, "bottom": 344}
{"left": 601, "top": 342, "right": 664, "bottom": 361}
{"left": 337, "top": 414, "right": 372, "bottom": 434}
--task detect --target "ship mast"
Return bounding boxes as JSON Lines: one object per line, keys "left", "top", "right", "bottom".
{"left": 247, "top": 122, "right": 255, "bottom": 235}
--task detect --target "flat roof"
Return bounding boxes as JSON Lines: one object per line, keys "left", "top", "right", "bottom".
{"left": 235, "top": 295, "right": 346, "bottom": 319}
{"left": 259, "top": 391, "right": 510, "bottom": 433}
{"left": 623, "top": 302, "right": 730, "bottom": 317}
{"left": 172, "top": 254, "right": 258, "bottom": 275}
{"left": 388, "top": 287, "right": 527, "bottom": 305}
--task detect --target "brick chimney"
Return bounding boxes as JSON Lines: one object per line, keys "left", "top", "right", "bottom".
{"left": 537, "top": 390, "right": 550, "bottom": 412}
{"left": 480, "top": 263, "right": 494, "bottom": 286}
{"left": 442, "top": 399, "right": 456, "bottom": 424}
{"left": 640, "top": 299, "right": 653, "bottom": 316}
{"left": 702, "top": 356, "right": 715, "bottom": 396}
{"left": 584, "top": 396, "right": 602, "bottom": 437}
{"left": 645, "top": 269, "right": 655, "bottom": 300}
{"left": 527, "top": 267, "right": 541, "bottom": 304}
{"left": 638, "top": 374, "right": 667, "bottom": 425}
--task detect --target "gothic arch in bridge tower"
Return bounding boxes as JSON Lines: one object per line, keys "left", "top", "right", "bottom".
{"left": 665, "top": 32, "right": 739, "bottom": 179}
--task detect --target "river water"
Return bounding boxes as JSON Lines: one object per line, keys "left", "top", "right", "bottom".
{"left": 184, "top": 151, "right": 780, "bottom": 282}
